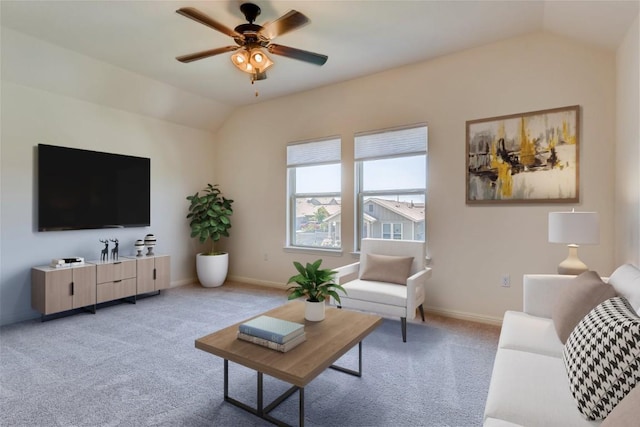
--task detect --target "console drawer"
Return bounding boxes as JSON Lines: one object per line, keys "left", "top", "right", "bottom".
{"left": 97, "top": 278, "right": 136, "bottom": 303}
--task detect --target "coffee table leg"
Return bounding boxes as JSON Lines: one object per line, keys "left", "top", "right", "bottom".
{"left": 222, "top": 358, "right": 303, "bottom": 427}
{"left": 329, "top": 341, "right": 363, "bottom": 377}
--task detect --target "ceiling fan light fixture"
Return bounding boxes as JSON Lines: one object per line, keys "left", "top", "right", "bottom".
{"left": 231, "top": 49, "right": 249, "bottom": 69}
{"left": 249, "top": 48, "right": 273, "bottom": 72}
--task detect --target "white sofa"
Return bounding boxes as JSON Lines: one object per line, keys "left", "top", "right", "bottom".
{"left": 484, "top": 264, "right": 640, "bottom": 427}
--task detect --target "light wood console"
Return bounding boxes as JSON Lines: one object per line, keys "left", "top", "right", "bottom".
{"left": 31, "top": 255, "right": 170, "bottom": 320}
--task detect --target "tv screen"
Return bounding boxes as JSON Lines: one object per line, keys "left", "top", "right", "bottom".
{"left": 38, "top": 144, "right": 150, "bottom": 231}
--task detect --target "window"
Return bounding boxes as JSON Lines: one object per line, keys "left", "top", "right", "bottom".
{"left": 382, "top": 223, "right": 403, "bottom": 240}
{"left": 287, "top": 138, "right": 341, "bottom": 249}
{"left": 355, "top": 125, "right": 427, "bottom": 250}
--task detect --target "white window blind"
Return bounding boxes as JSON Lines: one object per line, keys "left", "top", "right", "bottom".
{"left": 287, "top": 138, "right": 341, "bottom": 167}
{"left": 355, "top": 125, "right": 427, "bottom": 160}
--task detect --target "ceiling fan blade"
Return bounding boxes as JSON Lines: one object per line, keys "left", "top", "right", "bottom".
{"left": 260, "top": 10, "right": 309, "bottom": 40}
{"left": 268, "top": 44, "right": 328, "bottom": 66}
{"left": 176, "top": 7, "right": 241, "bottom": 39}
{"left": 176, "top": 46, "right": 239, "bottom": 63}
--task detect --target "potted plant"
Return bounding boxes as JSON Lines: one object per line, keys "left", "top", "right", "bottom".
{"left": 186, "top": 183, "right": 234, "bottom": 287}
{"left": 287, "top": 259, "right": 347, "bottom": 321}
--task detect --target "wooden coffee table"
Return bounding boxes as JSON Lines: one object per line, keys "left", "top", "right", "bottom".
{"left": 195, "top": 301, "right": 382, "bottom": 426}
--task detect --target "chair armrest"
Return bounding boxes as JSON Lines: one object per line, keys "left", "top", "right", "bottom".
{"left": 334, "top": 262, "right": 360, "bottom": 282}
{"left": 523, "top": 274, "right": 576, "bottom": 318}
{"left": 405, "top": 267, "right": 433, "bottom": 317}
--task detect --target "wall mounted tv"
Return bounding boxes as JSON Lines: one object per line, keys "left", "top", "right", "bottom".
{"left": 38, "top": 144, "right": 150, "bottom": 231}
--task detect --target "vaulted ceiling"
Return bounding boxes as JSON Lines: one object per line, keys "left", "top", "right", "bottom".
{"left": 1, "top": 1, "right": 637, "bottom": 128}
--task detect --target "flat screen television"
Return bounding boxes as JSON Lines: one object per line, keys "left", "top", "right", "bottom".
{"left": 38, "top": 144, "right": 150, "bottom": 231}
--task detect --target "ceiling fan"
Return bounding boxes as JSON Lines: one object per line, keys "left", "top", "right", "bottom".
{"left": 176, "top": 3, "right": 328, "bottom": 81}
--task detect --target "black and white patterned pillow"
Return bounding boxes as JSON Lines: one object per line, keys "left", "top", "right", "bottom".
{"left": 563, "top": 297, "right": 640, "bottom": 420}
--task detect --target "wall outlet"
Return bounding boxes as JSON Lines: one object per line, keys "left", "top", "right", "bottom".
{"left": 501, "top": 274, "right": 511, "bottom": 288}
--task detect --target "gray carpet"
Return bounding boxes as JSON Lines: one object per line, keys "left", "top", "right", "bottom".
{"left": 0, "top": 283, "right": 500, "bottom": 427}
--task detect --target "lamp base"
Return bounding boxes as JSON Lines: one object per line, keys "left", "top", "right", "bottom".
{"left": 557, "top": 244, "right": 588, "bottom": 275}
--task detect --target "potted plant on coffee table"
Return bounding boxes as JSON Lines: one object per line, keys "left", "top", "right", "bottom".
{"left": 186, "top": 183, "right": 234, "bottom": 287}
{"left": 287, "top": 259, "right": 347, "bottom": 321}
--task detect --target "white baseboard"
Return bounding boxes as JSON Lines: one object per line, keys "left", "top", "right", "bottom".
{"left": 424, "top": 306, "right": 503, "bottom": 326}
{"left": 226, "top": 275, "right": 287, "bottom": 290}
{"left": 227, "top": 275, "right": 504, "bottom": 326}
{"left": 170, "top": 278, "right": 198, "bottom": 288}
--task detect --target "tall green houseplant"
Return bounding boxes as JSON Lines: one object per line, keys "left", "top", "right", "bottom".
{"left": 186, "top": 184, "right": 234, "bottom": 255}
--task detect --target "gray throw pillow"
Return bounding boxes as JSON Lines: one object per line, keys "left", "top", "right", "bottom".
{"left": 360, "top": 253, "right": 414, "bottom": 285}
{"left": 551, "top": 270, "right": 616, "bottom": 343}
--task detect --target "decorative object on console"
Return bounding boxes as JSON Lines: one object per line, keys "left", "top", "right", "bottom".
{"left": 286, "top": 259, "right": 346, "bottom": 321}
{"left": 110, "top": 239, "right": 119, "bottom": 260}
{"left": 466, "top": 105, "right": 579, "bottom": 204}
{"left": 49, "top": 257, "right": 85, "bottom": 268}
{"left": 99, "top": 239, "right": 109, "bottom": 261}
{"left": 548, "top": 209, "right": 599, "bottom": 275}
{"left": 134, "top": 239, "right": 145, "bottom": 257}
{"left": 186, "top": 184, "right": 234, "bottom": 287}
{"left": 144, "top": 234, "right": 156, "bottom": 256}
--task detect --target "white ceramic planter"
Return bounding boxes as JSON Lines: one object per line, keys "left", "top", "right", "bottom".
{"left": 305, "top": 299, "right": 325, "bottom": 321}
{"left": 196, "top": 252, "right": 229, "bottom": 288}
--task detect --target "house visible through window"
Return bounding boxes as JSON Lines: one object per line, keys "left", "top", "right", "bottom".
{"left": 287, "top": 138, "right": 341, "bottom": 249}
{"left": 382, "top": 223, "right": 403, "bottom": 240}
{"left": 355, "top": 124, "right": 427, "bottom": 250}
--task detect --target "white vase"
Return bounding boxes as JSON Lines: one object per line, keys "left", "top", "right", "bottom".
{"left": 305, "top": 299, "right": 325, "bottom": 321}
{"left": 196, "top": 252, "right": 229, "bottom": 287}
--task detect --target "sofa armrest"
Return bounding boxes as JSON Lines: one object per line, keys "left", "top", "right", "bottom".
{"left": 523, "top": 274, "right": 576, "bottom": 318}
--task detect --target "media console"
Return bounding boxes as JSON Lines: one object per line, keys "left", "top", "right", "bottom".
{"left": 31, "top": 255, "right": 170, "bottom": 320}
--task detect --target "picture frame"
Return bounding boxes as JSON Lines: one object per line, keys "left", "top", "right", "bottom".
{"left": 466, "top": 105, "right": 580, "bottom": 204}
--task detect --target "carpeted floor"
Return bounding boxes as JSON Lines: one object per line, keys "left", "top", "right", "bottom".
{"left": 0, "top": 282, "right": 500, "bottom": 426}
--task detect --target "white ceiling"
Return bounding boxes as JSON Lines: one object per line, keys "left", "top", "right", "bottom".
{"left": 1, "top": 0, "right": 638, "bottom": 109}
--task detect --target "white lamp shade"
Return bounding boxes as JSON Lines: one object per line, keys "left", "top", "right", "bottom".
{"left": 548, "top": 211, "right": 599, "bottom": 245}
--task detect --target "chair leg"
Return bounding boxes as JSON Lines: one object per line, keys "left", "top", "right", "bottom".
{"left": 401, "top": 317, "right": 407, "bottom": 342}
{"left": 418, "top": 304, "right": 425, "bottom": 322}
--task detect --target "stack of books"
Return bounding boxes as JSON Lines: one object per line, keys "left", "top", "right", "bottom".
{"left": 237, "top": 315, "right": 306, "bottom": 352}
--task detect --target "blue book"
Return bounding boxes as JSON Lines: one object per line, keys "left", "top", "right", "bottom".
{"left": 239, "top": 315, "right": 305, "bottom": 344}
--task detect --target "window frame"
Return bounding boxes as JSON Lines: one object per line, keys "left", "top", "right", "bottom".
{"left": 354, "top": 124, "right": 428, "bottom": 251}
{"left": 286, "top": 137, "right": 342, "bottom": 251}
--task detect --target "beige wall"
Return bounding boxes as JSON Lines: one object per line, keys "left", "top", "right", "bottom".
{"left": 615, "top": 15, "right": 640, "bottom": 266}
{"left": 216, "top": 32, "right": 618, "bottom": 323}
{"left": 0, "top": 30, "right": 217, "bottom": 325}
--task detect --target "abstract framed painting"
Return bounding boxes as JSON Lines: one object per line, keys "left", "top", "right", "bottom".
{"left": 466, "top": 105, "right": 580, "bottom": 204}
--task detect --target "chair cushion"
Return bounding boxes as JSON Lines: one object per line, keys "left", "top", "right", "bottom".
{"left": 498, "top": 311, "right": 564, "bottom": 358}
{"left": 563, "top": 297, "right": 640, "bottom": 420}
{"left": 341, "top": 279, "right": 413, "bottom": 307}
{"left": 551, "top": 270, "right": 616, "bottom": 343}
{"left": 359, "top": 253, "right": 413, "bottom": 285}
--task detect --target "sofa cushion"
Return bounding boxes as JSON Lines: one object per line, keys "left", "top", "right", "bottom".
{"left": 484, "top": 348, "right": 598, "bottom": 427}
{"left": 608, "top": 264, "right": 640, "bottom": 312}
{"left": 601, "top": 384, "right": 640, "bottom": 427}
{"left": 563, "top": 297, "right": 640, "bottom": 420}
{"left": 359, "top": 253, "right": 413, "bottom": 285}
{"left": 498, "top": 311, "right": 564, "bottom": 358}
{"left": 552, "top": 270, "right": 616, "bottom": 343}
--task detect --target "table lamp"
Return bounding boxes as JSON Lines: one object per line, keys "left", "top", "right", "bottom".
{"left": 548, "top": 210, "right": 599, "bottom": 275}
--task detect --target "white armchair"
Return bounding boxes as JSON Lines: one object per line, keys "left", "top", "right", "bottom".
{"left": 330, "top": 238, "right": 432, "bottom": 342}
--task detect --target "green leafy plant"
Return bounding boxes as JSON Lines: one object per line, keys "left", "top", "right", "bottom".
{"left": 186, "top": 184, "right": 234, "bottom": 255}
{"left": 287, "top": 259, "right": 347, "bottom": 303}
